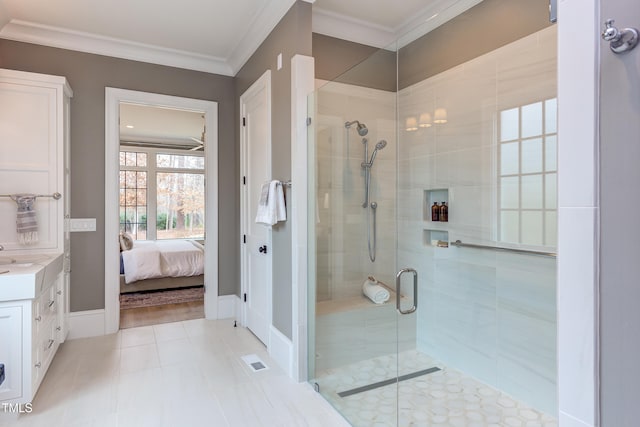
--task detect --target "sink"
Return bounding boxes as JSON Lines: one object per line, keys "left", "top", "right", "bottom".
{"left": 0, "top": 253, "right": 64, "bottom": 301}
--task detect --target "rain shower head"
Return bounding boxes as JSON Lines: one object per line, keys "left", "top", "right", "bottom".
{"left": 345, "top": 120, "right": 368, "bottom": 136}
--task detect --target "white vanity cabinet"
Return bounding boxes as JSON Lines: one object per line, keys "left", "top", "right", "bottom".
{"left": 0, "top": 306, "right": 23, "bottom": 402}
{"left": 0, "top": 69, "right": 72, "bottom": 406}
{"left": 0, "top": 262, "right": 64, "bottom": 405}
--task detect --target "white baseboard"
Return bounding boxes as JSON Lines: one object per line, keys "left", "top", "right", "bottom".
{"left": 218, "top": 294, "right": 240, "bottom": 319}
{"left": 68, "top": 309, "right": 105, "bottom": 340}
{"left": 269, "top": 325, "right": 293, "bottom": 377}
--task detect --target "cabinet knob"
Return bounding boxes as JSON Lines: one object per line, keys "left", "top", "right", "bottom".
{"left": 35, "top": 362, "right": 41, "bottom": 368}
{"left": 35, "top": 315, "right": 42, "bottom": 322}
{"left": 57, "top": 290, "right": 62, "bottom": 295}
{"left": 56, "top": 326, "right": 62, "bottom": 331}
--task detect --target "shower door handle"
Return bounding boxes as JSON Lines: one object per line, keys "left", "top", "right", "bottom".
{"left": 396, "top": 268, "right": 417, "bottom": 315}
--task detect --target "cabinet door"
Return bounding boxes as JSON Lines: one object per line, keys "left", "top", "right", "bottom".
{"left": 0, "top": 306, "right": 23, "bottom": 402}
{"left": 0, "top": 82, "right": 60, "bottom": 250}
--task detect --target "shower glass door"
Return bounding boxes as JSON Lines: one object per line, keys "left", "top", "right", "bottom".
{"left": 307, "top": 71, "right": 401, "bottom": 424}
{"left": 308, "top": 1, "right": 558, "bottom": 426}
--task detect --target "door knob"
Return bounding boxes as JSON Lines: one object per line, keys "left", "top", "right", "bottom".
{"left": 258, "top": 245, "right": 267, "bottom": 254}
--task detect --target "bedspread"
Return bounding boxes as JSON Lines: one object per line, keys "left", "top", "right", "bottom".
{"left": 121, "top": 240, "right": 204, "bottom": 284}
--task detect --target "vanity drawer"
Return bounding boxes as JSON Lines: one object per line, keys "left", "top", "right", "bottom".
{"left": 32, "top": 287, "right": 56, "bottom": 337}
{"left": 32, "top": 319, "right": 57, "bottom": 390}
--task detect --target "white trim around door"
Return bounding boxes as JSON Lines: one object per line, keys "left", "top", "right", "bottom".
{"left": 105, "top": 88, "right": 219, "bottom": 335}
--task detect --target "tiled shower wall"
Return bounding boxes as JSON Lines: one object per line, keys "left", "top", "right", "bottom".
{"left": 397, "top": 26, "right": 557, "bottom": 415}
{"left": 315, "top": 82, "right": 396, "bottom": 302}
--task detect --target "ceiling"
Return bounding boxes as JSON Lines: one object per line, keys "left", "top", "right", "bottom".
{"left": 0, "top": 0, "right": 481, "bottom": 75}
{"left": 0, "top": 0, "right": 480, "bottom": 144}
{"left": 119, "top": 104, "right": 205, "bottom": 150}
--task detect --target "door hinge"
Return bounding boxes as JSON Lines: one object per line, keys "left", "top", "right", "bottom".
{"left": 244, "top": 293, "right": 247, "bottom": 302}
{"left": 242, "top": 117, "right": 246, "bottom": 127}
{"left": 243, "top": 234, "right": 246, "bottom": 244}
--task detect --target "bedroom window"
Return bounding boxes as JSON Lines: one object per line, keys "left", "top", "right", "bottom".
{"left": 119, "top": 149, "right": 205, "bottom": 240}
{"left": 119, "top": 152, "right": 147, "bottom": 240}
{"left": 498, "top": 98, "right": 557, "bottom": 247}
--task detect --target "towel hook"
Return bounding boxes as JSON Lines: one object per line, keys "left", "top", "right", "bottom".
{"left": 602, "top": 19, "right": 639, "bottom": 53}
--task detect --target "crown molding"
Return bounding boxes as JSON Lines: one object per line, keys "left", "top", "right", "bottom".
{"left": 312, "top": 8, "right": 396, "bottom": 49}
{"left": 0, "top": 20, "right": 234, "bottom": 76}
{"left": 394, "top": 0, "right": 484, "bottom": 48}
{"left": 312, "top": 0, "right": 484, "bottom": 50}
{"left": 226, "top": 0, "right": 297, "bottom": 74}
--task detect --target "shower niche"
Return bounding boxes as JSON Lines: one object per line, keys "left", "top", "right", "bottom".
{"left": 424, "top": 188, "right": 449, "bottom": 247}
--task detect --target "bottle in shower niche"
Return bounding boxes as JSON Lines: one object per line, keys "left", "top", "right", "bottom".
{"left": 439, "top": 202, "right": 448, "bottom": 222}
{"left": 431, "top": 202, "right": 440, "bottom": 221}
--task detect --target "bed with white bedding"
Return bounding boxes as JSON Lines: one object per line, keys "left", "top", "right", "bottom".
{"left": 120, "top": 239, "right": 204, "bottom": 293}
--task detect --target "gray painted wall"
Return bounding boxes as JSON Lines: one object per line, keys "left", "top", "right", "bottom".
{"left": 0, "top": 40, "right": 237, "bottom": 311}
{"left": 599, "top": 0, "right": 640, "bottom": 424}
{"left": 398, "top": 0, "right": 552, "bottom": 89}
{"left": 235, "top": 0, "right": 312, "bottom": 339}
{"left": 312, "top": 0, "right": 551, "bottom": 93}
{"left": 313, "top": 33, "right": 396, "bottom": 91}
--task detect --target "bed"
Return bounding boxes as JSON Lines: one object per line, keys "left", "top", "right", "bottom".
{"left": 119, "top": 239, "right": 204, "bottom": 294}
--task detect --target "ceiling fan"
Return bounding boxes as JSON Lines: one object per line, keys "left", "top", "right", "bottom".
{"left": 188, "top": 126, "right": 206, "bottom": 151}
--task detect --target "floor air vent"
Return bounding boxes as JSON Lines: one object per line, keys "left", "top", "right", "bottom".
{"left": 241, "top": 354, "right": 269, "bottom": 372}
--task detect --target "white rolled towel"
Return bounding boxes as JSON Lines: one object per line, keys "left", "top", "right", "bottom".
{"left": 362, "top": 276, "right": 390, "bottom": 304}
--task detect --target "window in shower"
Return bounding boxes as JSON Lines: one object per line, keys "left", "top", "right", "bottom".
{"left": 498, "top": 98, "right": 557, "bottom": 247}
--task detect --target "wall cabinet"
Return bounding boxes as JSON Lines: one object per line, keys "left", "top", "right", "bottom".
{"left": 0, "top": 69, "right": 72, "bottom": 406}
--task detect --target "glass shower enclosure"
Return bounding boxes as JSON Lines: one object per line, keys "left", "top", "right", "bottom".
{"left": 307, "top": 1, "right": 558, "bottom": 426}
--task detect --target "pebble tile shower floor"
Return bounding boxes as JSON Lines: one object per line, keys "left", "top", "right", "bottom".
{"left": 315, "top": 350, "right": 558, "bottom": 427}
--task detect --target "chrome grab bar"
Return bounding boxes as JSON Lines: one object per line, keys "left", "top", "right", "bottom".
{"left": 396, "top": 268, "right": 418, "bottom": 315}
{"left": 450, "top": 240, "right": 556, "bottom": 258}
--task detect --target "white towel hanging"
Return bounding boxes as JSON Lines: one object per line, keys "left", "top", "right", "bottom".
{"left": 255, "top": 180, "right": 286, "bottom": 226}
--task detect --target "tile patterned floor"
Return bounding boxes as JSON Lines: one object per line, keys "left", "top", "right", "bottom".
{"left": 0, "top": 319, "right": 350, "bottom": 427}
{"left": 315, "top": 350, "right": 558, "bottom": 427}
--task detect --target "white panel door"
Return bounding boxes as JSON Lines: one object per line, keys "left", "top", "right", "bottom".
{"left": 241, "top": 71, "right": 272, "bottom": 346}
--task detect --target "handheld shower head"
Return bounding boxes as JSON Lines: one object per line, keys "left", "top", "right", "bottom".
{"left": 345, "top": 120, "right": 368, "bottom": 136}
{"left": 369, "top": 140, "right": 387, "bottom": 164}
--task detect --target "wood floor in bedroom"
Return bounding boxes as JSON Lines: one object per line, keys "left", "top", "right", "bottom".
{"left": 120, "top": 300, "right": 204, "bottom": 329}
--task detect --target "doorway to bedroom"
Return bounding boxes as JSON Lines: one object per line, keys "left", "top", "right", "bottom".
{"left": 105, "top": 89, "right": 219, "bottom": 334}
{"left": 118, "top": 103, "right": 207, "bottom": 328}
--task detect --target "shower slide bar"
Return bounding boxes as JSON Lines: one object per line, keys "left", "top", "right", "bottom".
{"left": 0, "top": 192, "right": 62, "bottom": 200}
{"left": 450, "top": 240, "right": 556, "bottom": 258}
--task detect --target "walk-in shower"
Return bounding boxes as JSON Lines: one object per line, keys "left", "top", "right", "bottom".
{"left": 309, "top": 1, "right": 558, "bottom": 426}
